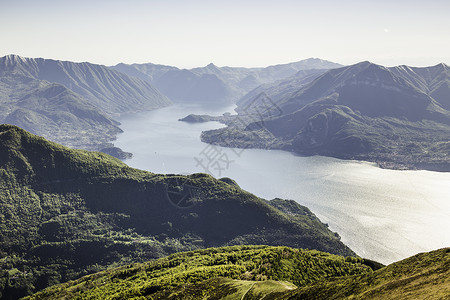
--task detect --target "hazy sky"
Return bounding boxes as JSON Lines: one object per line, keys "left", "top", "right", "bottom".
{"left": 1, "top": 0, "right": 449, "bottom": 68}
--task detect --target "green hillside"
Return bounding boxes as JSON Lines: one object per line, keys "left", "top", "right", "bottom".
{"left": 282, "top": 247, "right": 450, "bottom": 299}
{"left": 23, "top": 245, "right": 374, "bottom": 300}
{"left": 25, "top": 247, "right": 449, "bottom": 300}
{"left": 0, "top": 125, "right": 352, "bottom": 299}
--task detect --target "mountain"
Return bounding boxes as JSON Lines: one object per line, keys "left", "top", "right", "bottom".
{"left": 236, "top": 68, "right": 330, "bottom": 111}
{"left": 112, "top": 63, "right": 239, "bottom": 106}
{"left": 389, "top": 63, "right": 450, "bottom": 111}
{"left": 24, "top": 246, "right": 449, "bottom": 300}
{"left": 153, "top": 69, "right": 235, "bottom": 106}
{"left": 199, "top": 62, "right": 450, "bottom": 171}
{"left": 191, "top": 59, "right": 342, "bottom": 95}
{"left": 0, "top": 55, "right": 171, "bottom": 116}
{"left": 270, "top": 62, "right": 448, "bottom": 121}
{"left": 111, "top": 58, "right": 342, "bottom": 105}
{"left": 0, "top": 54, "right": 171, "bottom": 152}
{"left": 112, "top": 62, "right": 178, "bottom": 83}
{"left": 0, "top": 125, "right": 353, "bottom": 299}
{"left": 0, "top": 74, "right": 121, "bottom": 150}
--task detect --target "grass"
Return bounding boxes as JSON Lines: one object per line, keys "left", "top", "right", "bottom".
{"left": 23, "top": 245, "right": 372, "bottom": 300}
{"left": 23, "top": 246, "right": 449, "bottom": 300}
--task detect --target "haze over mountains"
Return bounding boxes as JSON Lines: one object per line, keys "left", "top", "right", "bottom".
{"left": 0, "top": 55, "right": 341, "bottom": 153}
{"left": 112, "top": 58, "right": 342, "bottom": 106}
{"left": 0, "top": 55, "right": 170, "bottom": 115}
{"left": 198, "top": 61, "right": 450, "bottom": 171}
{"left": 1, "top": 54, "right": 449, "bottom": 168}
{"left": 0, "top": 54, "right": 171, "bottom": 151}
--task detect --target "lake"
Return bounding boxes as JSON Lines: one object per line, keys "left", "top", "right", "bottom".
{"left": 114, "top": 104, "right": 450, "bottom": 264}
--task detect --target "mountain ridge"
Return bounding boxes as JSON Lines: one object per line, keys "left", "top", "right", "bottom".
{"left": 0, "top": 73, "right": 123, "bottom": 150}
{"left": 0, "top": 54, "right": 171, "bottom": 115}
{"left": 110, "top": 58, "right": 342, "bottom": 105}
{"left": 196, "top": 61, "right": 450, "bottom": 171}
{"left": 0, "top": 54, "right": 172, "bottom": 152}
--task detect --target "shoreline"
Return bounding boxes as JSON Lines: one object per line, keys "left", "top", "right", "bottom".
{"left": 179, "top": 113, "right": 450, "bottom": 173}
{"left": 198, "top": 134, "right": 450, "bottom": 173}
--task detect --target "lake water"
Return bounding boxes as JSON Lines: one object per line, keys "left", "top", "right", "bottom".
{"left": 115, "top": 104, "right": 450, "bottom": 264}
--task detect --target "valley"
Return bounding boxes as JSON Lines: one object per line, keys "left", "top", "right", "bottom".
{"left": 114, "top": 104, "right": 450, "bottom": 265}
{"left": 2, "top": 1, "right": 449, "bottom": 298}
{"left": 0, "top": 55, "right": 449, "bottom": 300}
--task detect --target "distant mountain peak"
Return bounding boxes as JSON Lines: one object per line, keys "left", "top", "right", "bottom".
{"left": 435, "top": 62, "right": 448, "bottom": 70}
{"left": 3, "top": 54, "right": 28, "bottom": 60}
{"left": 285, "top": 58, "right": 343, "bottom": 71}
{"left": 304, "top": 57, "right": 326, "bottom": 62}
{"left": 205, "top": 62, "right": 220, "bottom": 71}
{"left": 113, "top": 58, "right": 344, "bottom": 104}
{"left": 1, "top": 54, "right": 30, "bottom": 67}
{"left": 354, "top": 60, "right": 375, "bottom": 67}
{"left": 348, "top": 61, "right": 391, "bottom": 76}
{"left": 114, "top": 62, "right": 128, "bottom": 67}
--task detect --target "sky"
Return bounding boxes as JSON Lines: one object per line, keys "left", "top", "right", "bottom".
{"left": 1, "top": 0, "right": 449, "bottom": 68}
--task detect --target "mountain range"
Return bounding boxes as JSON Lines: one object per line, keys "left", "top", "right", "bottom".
{"left": 1, "top": 55, "right": 448, "bottom": 299}
{"left": 0, "top": 55, "right": 341, "bottom": 153}
{"left": 0, "top": 54, "right": 171, "bottom": 151}
{"left": 111, "top": 58, "right": 342, "bottom": 106}
{"left": 3, "top": 55, "right": 448, "bottom": 170}
{"left": 198, "top": 61, "right": 450, "bottom": 171}
{"left": 0, "top": 55, "right": 170, "bottom": 115}
{"left": 0, "top": 125, "right": 352, "bottom": 299}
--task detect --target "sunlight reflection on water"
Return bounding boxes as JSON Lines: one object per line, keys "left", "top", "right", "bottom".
{"left": 115, "top": 105, "right": 450, "bottom": 264}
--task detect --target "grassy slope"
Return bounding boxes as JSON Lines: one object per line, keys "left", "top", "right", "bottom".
{"left": 0, "top": 125, "right": 352, "bottom": 299}
{"left": 283, "top": 247, "right": 450, "bottom": 299}
{"left": 24, "top": 245, "right": 373, "bottom": 300}
{"left": 25, "top": 247, "right": 449, "bottom": 300}
{"left": 154, "top": 278, "right": 297, "bottom": 300}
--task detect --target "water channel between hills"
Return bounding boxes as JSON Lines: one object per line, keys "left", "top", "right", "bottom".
{"left": 114, "top": 104, "right": 450, "bottom": 264}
